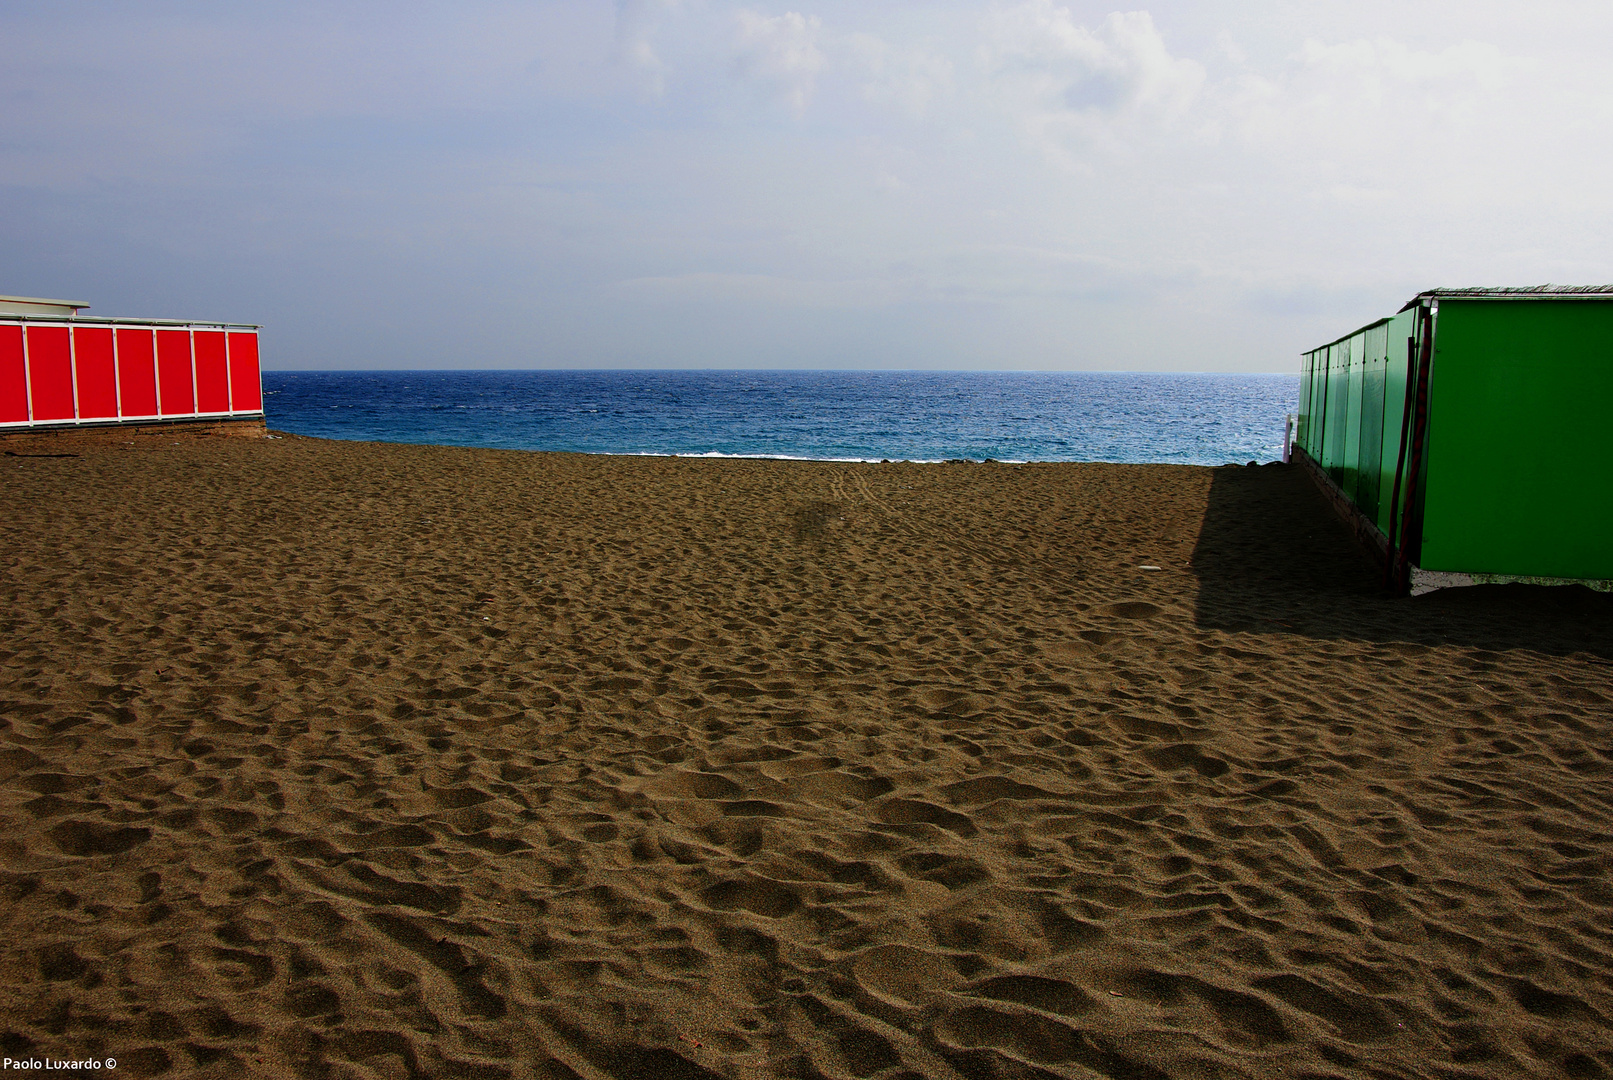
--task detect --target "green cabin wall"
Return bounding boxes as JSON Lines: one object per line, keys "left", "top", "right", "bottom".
{"left": 1316, "top": 348, "right": 1329, "bottom": 460}
{"left": 1297, "top": 317, "right": 1406, "bottom": 541}
{"left": 1325, "top": 342, "right": 1349, "bottom": 486}
{"left": 1374, "top": 309, "right": 1417, "bottom": 535}
{"left": 1418, "top": 300, "right": 1613, "bottom": 579}
{"left": 1342, "top": 333, "right": 1364, "bottom": 502}
{"left": 1304, "top": 350, "right": 1325, "bottom": 459}
{"left": 1356, "top": 321, "right": 1389, "bottom": 526}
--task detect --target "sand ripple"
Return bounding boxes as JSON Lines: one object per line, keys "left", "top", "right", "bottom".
{"left": 1, "top": 439, "right": 1611, "bottom": 1077}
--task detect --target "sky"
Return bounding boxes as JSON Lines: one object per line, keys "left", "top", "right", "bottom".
{"left": 3, "top": 1, "right": 1611, "bottom": 372}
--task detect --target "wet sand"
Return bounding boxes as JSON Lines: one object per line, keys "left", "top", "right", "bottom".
{"left": 2, "top": 435, "right": 1611, "bottom": 1079}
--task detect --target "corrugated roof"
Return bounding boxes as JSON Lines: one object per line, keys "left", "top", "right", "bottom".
{"left": 1400, "top": 284, "right": 1613, "bottom": 310}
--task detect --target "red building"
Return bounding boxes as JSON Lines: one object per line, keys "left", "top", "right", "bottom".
{"left": 0, "top": 295, "right": 264, "bottom": 436}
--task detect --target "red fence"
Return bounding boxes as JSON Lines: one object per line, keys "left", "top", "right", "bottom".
{"left": 0, "top": 319, "right": 262, "bottom": 428}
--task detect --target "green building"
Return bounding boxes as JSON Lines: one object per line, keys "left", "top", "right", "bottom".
{"left": 1294, "top": 286, "right": 1613, "bottom": 595}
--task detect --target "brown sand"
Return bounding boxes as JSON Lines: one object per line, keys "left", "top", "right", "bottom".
{"left": 2, "top": 436, "right": 1612, "bottom": 1080}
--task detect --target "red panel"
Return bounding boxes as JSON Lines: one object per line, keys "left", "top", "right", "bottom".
{"left": 156, "top": 329, "right": 194, "bottom": 416}
{"left": 73, "top": 326, "right": 118, "bottom": 420}
{"left": 194, "top": 331, "right": 229, "bottom": 413}
{"left": 116, "top": 328, "right": 158, "bottom": 417}
{"left": 0, "top": 325, "right": 26, "bottom": 423}
{"left": 27, "top": 326, "right": 74, "bottom": 421}
{"left": 228, "top": 332, "right": 262, "bottom": 411}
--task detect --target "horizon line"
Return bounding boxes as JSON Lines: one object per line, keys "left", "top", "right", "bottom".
{"left": 261, "top": 367, "right": 1299, "bottom": 376}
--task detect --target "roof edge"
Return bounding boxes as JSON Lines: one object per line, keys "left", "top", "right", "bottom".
{"left": 1303, "top": 315, "right": 1395, "bottom": 357}
{"left": 0, "top": 314, "right": 260, "bottom": 329}
{"left": 0, "top": 294, "right": 91, "bottom": 309}
{"left": 1398, "top": 284, "right": 1613, "bottom": 312}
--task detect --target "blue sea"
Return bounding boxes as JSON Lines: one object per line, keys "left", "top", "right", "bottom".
{"left": 260, "top": 370, "right": 1298, "bottom": 466}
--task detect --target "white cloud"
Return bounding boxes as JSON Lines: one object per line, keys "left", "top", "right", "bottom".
{"left": 1219, "top": 36, "right": 1533, "bottom": 142}
{"left": 980, "top": 3, "right": 1204, "bottom": 161}
{"left": 615, "top": 270, "right": 893, "bottom": 308}
{"left": 615, "top": 0, "right": 685, "bottom": 94}
{"left": 1214, "top": 30, "right": 1247, "bottom": 67}
{"left": 612, "top": 243, "right": 1192, "bottom": 311}
{"left": 1298, "top": 37, "right": 1518, "bottom": 92}
{"left": 734, "top": 9, "right": 826, "bottom": 115}
{"left": 1318, "top": 184, "right": 1397, "bottom": 206}
{"left": 844, "top": 33, "right": 954, "bottom": 119}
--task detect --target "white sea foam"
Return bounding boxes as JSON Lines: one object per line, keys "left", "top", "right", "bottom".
{"left": 635, "top": 450, "right": 942, "bottom": 464}
{"left": 622, "top": 450, "right": 1030, "bottom": 464}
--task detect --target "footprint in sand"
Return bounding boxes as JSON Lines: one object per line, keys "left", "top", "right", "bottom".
{"left": 1104, "top": 601, "right": 1161, "bottom": 619}
{"left": 849, "top": 944, "right": 963, "bottom": 1006}
{"left": 875, "top": 798, "right": 978, "bottom": 837}
{"left": 700, "top": 877, "right": 802, "bottom": 918}
{"left": 646, "top": 770, "right": 747, "bottom": 801}
{"left": 1142, "top": 743, "right": 1231, "bottom": 778}
{"left": 49, "top": 820, "right": 151, "bottom": 856}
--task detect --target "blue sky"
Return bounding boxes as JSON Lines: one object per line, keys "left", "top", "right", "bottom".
{"left": 3, "top": 1, "right": 1610, "bottom": 370}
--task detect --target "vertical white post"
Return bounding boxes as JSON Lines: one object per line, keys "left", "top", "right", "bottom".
{"left": 112, "top": 326, "right": 123, "bottom": 418}
{"left": 21, "top": 323, "right": 33, "bottom": 425}
{"left": 224, "top": 328, "right": 234, "bottom": 414}
{"left": 69, "top": 324, "right": 81, "bottom": 421}
{"left": 153, "top": 329, "right": 163, "bottom": 418}
{"left": 189, "top": 326, "right": 199, "bottom": 414}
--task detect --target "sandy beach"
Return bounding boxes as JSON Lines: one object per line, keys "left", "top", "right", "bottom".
{"left": 2, "top": 434, "right": 1611, "bottom": 1079}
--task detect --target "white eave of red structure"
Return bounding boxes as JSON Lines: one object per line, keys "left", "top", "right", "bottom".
{"left": 0, "top": 295, "right": 91, "bottom": 317}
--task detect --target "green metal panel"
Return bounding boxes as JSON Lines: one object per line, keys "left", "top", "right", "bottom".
{"left": 1325, "top": 343, "right": 1348, "bottom": 482}
{"left": 1336, "top": 337, "right": 1353, "bottom": 492}
{"left": 1341, "top": 332, "right": 1365, "bottom": 501}
{"left": 1303, "top": 350, "right": 1323, "bottom": 457}
{"left": 1315, "top": 348, "right": 1328, "bottom": 459}
{"left": 1356, "top": 322, "right": 1388, "bottom": 525}
{"left": 1418, "top": 299, "right": 1613, "bottom": 579}
{"left": 1375, "top": 309, "right": 1417, "bottom": 535}
{"left": 1310, "top": 350, "right": 1328, "bottom": 458}
{"left": 1333, "top": 342, "right": 1350, "bottom": 480}
{"left": 1303, "top": 350, "right": 1319, "bottom": 457}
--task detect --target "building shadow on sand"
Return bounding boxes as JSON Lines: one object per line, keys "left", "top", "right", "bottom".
{"left": 1189, "top": 463, "right": 1613, "bottom": 660}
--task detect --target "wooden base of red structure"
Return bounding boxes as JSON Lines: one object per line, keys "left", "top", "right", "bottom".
{"left": 0, "top": 416, "right": 267, "bottom": 449}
